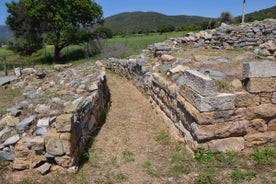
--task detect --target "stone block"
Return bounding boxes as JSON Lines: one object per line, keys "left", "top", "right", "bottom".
{"left": 245, "top": 104, "right": 276, "bottom": 120}
{"left": 201, "top": 137, "right": 245, "bottom": 152}
{"left": 243, "top": 61, "right": 276, "bottom": 78}
{"left": 268, "top": 119, "right": 276, "bottom": 131}
{"left": 246, "top": 77, "right": 276, "bottom": 93}
{"left": 44, "top": 130, "right": 64, "bottom": 156}
{"left": 180, "top": 85, "right": 235, "bottom": 112}
{"left": 260, "top": 92, "right": 272, "bottom": 104}
{"left": 272, "top": 92, "right": 276, "bottom": 104}
{"left": 191, "top": 120, "right": 248, "bottom": 142}
{"left": 235, "top": 91, "right": 260, "bottom": 107}
{"left": 183, "top": 70, "right": 217, "bottom": 97}
{"left": 56, "top": 114, "right": 72, "bottom": 132}
{"left": 245, "top": 131, "right": 276, "bottom": 147}
{"left": 16, "top": 115, "right": 36, "bottom": 133}
{"left": 37, "top": 163, "right": 51, "bottom": 175}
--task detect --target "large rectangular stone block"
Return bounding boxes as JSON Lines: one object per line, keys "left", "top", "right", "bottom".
{"left": 246, "top": 77, "right": 276, "bottom": 93}
{"left": 235, "top": 91, "right": 260, "bottom": 107}
{"left": 243, "top": 61, "right": 276, "bottom": 78}
{"left": 182, "top": 70, "right": 217, "bottom": 97}
{"left": 179, "top": 85, "right": 235, "bottom": 112}
{"left": 191, "top": 120, "right": 248, "bottom": 142}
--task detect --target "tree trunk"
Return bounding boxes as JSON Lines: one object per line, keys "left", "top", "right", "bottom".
{"left": 54, "top": 46, "right": 61, "bottom": 63}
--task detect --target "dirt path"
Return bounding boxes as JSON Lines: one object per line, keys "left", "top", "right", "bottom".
{"left": 73, "top": 72, "right": 178, "bottom": 183}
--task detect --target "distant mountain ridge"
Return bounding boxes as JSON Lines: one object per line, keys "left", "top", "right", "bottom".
{"left": 0, "top": 5, "right": 275, "bottom": 39}
{"left": 103, "top": 11, "right": 210, "bottom": 33}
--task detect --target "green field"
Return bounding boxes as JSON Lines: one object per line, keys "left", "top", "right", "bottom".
{"left": 0, "top": 31, "right": 187, "bottom": 67}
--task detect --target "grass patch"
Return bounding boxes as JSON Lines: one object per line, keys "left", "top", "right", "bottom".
{"left": 0, "top": 86, "right": 23, "bottom": 114}
{"left": 217, "top": 80, "right": 232, "bottom": 91}
{"left": 113, "top": 172, "right": 128, "bottom": 182}
{"left": 194, "top": 149, "right": 214, "bottom": 164}
{"left": 195, "top": 169, "right": 217, "bottom": 184}
{"left": 122, "top": 150, "right": 135, "bottom": 163}
{"left": 231, "top": 169, "right": 257, "bottom": 183}
{"left": 171, "top": 143, "right": 193, "bottom": 177}
{"left": 142, "top": 161, "right": 156, "bottom": 177}
{"left": 250, "top": 147, "right": 276, "bottom": 165}
{"left": 155, "top": 131, "right": 170, "bottom": 145}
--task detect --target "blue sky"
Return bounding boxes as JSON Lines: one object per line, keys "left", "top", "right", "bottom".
{"left": 0, "top": 0, "right": 275, "bottom": 25}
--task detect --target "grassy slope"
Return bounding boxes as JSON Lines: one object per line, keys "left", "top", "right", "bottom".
{"left": 104, "top": 11, "right": 210, "bottom": 33}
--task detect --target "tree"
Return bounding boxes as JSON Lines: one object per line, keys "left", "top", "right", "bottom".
{"left": 6, "top": 0, "right": 103, "bottom": 62}
{"left": 6, "top": 1, "right": 43, "bottom": 55}
{"left": 219, "top": 12, "right": 234, "bottom": 25}
{"left": 93, "top": 27, "right": 113, "bottom": 39}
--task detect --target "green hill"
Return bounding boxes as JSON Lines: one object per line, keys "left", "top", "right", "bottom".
{"left": 236, "top": 5, "right": 276, "bottom": 22}
{"left": 103, "top": 11, "right": 211, "bottom": 33}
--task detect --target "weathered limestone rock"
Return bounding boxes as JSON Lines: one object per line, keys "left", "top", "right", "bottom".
{"left": 191, "top": 120, "right": 248, "bottom": 142}
{"left": 55, "top": 155, "right": 74, "bottom": 168}
{"left": 35, "top": 104, "right": 51, "bottom": 114}
{"left": 16, "top": 115, "right": 36, "bottom": 133}
{"left": 36, "top": 118, "right": 50, "bottom": 128}
{"left": 268, "top": 119, "right": 276, "bottom": 131}
{"left": 182, "top": 70, "right": 217, "bottom": 97}
{"left": 260, "top": 92, "right": 272, "bottom": 104}
{"left": 13, "top": 139, "right": 46, "bottom": 170}
{"left": 246, "top": 77, "right": 276, "bottom": 93}
{"left": 201, "top": 137, "right": 245, "bottom": 152}
{"left": 272, "top": 92, "right": 276, "bottom": 104}
{"left": 44, "top": 130, "right": 64, "bottom": 156}
{"left": 243, "top": 61, "right": 276, "bottom": 78}
{"left": 248, "top": 119, "right": 267, "bottom": 133}
{"left": 30, "top": 136, "right": 45, "bottom": 151}
{"left": 245, "top": 131, "right": 276, "bottom": 147}
{"left": 235, "top": 91, "right": 260, "bottom": 107}
{"left": 231, "top": 79, "right": 243, "bottom": 91}
{"left": 161, "top": 54, "right": 176, "bottom": 62}
{"left": 60, "top": 133, "right": 73, "bottom": 155}
{"left": 0, "top": 127, "right": 17, "bottom": 143}
{"left": 0, "top": 115, "right": 19, "bottom": 128}
{"left": 54, "top": 64, "right": 72, "bottom": 71}
{"left": 8, "top": 107, "right": 21, "bottom": 116}
{"left": 180, "top": 85, "right": 235, "bottom": 112}
{"left": 245, "top": 104, "right": 276, "bottom": 120}
{"left": 37, "top": 163, "right": 51, "bottom": 175}
{"left": 0, "top": 147, "right": 14, "bottom": 160}
{"left": 56, "top": 114, "right": 72, "bottom": 132}
{"left": 3, "top": 134, "right": 20, "bottom": 146}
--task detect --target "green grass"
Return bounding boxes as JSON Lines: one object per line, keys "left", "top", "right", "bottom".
{"left": 194, "top": 149, "right": 215, "bottom": 164}
{"left": 142, "top": 161, "right": 156, "bottom": 177}
{"left": 196, "top": 169, "right": 217, "bottom": 184}
{"left": 250, "top": 147, "right": 276, "bottom": 165}
{"left": 231, "top": 169, "right": 257, "bottom": 183}
{"left": 122, "top": 150, "right": 135, "bottom": 163}
{"left": 155, "top": 131, "right": 171, "bottom": 145}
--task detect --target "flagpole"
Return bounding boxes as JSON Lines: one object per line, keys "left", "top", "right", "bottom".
{"left": 242, "top": 0, "right": 246, "bottom": 24}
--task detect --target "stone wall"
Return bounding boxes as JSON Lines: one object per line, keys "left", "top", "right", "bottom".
{"left": 170, "top": 19, "right": 276, "bottom": 58}
{"left": 105, "top": 58, "right": 276, "bottom": 152}
{"left": 0, "top": 65, "right": 110, "bottom": 174}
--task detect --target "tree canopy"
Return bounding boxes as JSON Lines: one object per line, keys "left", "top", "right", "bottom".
{"left": 6, "top": 0, "right": 103, "bottom": 61}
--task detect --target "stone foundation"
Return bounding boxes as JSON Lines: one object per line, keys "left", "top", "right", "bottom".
{"left": 105, "top": 59, "right": 276, "bottom": 152}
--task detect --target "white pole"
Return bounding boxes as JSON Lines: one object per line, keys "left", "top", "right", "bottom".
{"left": 242, "top": 0, "right": 246, "bottom": 24}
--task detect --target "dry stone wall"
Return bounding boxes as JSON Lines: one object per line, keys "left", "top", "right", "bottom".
{"left": 170, "top": 19, "right": 276, "bottom": 58}
{"left": 105, "top": 58, "right": 276, "bottom": 152}
{"left": 0, "top": 64, "right": 110, "bottom": 174}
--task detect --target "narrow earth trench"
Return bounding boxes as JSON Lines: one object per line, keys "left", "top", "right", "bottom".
{"left": 68, "top": 72, "right": 195, "bottom": 184}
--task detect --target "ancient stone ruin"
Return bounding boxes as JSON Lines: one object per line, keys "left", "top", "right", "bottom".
{"left": 0, "top": 19, "right": 275, "bottom": 175}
